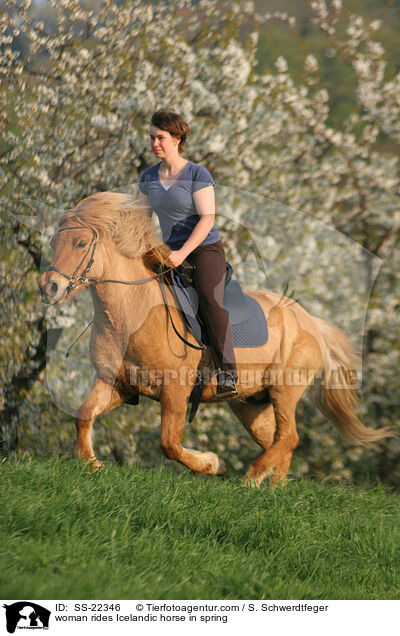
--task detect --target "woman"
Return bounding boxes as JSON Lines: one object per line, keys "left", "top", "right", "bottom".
{"left": 138, "top": 109, "right": 238, "bottom": 397}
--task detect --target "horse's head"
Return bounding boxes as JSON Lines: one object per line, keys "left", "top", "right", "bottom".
{"left": 40, "top": 191, "right": 170, "bottom": 304}
{"left": 40, "top": 220, "right": 102, "bottom": 304}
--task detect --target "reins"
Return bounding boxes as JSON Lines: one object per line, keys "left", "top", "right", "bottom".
{"left": 48, "top": 223, "right": 205, "bottom": 356}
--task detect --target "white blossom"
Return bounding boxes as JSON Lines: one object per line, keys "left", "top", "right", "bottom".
{"left": 369, "top": 19, "right": 382, "bottom": 31}
{"left": 275, "top": 56, "right": 288, "bottom": 73}
{"left": 304, "top": 54, "right": 319, "bottom": 73}
{"left": 353, "top": 55, "right": 371, "bottom": 78}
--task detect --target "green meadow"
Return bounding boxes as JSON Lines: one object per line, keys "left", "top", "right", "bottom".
{"left": 1, "top": 457, "right": 399, "bottom": 599}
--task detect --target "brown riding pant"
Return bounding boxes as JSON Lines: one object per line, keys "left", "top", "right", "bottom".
{"left": 185, "top": 240, "right": 238, "bottom": 379}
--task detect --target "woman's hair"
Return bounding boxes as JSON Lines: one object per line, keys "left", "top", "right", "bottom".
{"left": 150, "top": 109, "right": 192, "bottom": 153}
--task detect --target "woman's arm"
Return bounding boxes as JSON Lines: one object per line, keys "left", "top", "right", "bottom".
{"left": 167, "top": 185, "right": 215, "bottom": 267}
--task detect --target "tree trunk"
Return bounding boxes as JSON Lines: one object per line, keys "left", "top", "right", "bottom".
{"left": 0, "top": 321, "right": 63, "bottom": 456}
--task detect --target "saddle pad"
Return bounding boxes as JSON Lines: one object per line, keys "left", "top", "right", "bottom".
{"left": 171, "top": 271, "right": 268, "bottom": 348}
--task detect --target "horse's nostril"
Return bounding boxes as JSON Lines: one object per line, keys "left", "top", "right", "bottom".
{"left": 46, "top": 281, "right": 59, "bottom": 297}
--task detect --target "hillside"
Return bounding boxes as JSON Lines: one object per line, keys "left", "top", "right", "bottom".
{"left": 1, "top": 457, "right": 399, "bottom": 599}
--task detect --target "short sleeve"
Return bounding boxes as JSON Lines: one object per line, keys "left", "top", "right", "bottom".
{"left": 138, "top": 172, "right": 148, "bottom": 195}
{"left": 192, "top": 165, "right": 215, "bottom": 192}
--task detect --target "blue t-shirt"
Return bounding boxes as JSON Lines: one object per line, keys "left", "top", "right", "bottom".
{"left": 138, "top": 160, "right": 220, "bottom": 249}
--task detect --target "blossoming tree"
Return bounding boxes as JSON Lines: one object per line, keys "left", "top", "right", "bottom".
{"left": 1, "top": 0, "right": 398, "bottom": 481}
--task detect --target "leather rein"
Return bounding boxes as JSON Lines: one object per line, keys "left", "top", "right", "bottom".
{"left": 47, "top": 224, "right": 205, "bottom": 353}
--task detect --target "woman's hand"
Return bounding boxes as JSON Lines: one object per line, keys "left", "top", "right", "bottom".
{"left": 166, "top": 249, "right": 187, "bottom": 268}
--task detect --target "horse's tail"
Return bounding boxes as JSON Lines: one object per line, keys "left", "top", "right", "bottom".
{"left": 313, "top": 317, "right": 392, "bottom": 444}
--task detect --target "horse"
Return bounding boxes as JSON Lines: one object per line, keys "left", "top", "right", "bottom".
{"left": 39, "top": 192, "right": 391, "bottom": 486}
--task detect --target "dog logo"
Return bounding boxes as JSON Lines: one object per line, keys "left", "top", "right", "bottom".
{"left": 3, "top": 602, "right": 50, "bottom": 633}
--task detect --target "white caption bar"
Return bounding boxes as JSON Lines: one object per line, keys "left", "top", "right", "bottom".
{"left": 1, "top": 599, "right": 399, "bottom": 635}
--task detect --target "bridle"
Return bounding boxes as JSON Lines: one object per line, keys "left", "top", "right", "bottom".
{"left": 47, "top": 224, "right": 171, "bottom": 297}
{"left": 46, "top": 223, "right": 205, "bottom": 352}
{"left": 47, "top": 225, "right": 98, "bottom": 296}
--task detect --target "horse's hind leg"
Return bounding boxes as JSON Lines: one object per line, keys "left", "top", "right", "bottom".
{"left": 245, "top": 383, "right": 306, "bottom": 487}
{"left": 228, "top": 399, "right": 277, "bottom": 484}
{"left": 160, "top": 384, "right": 226, "bottom": 475}
{"left": 75, "top": 376, "right": 123, "bottom": 468}
{"left": 270, "top": 451, "right": 295, "bottom": 487}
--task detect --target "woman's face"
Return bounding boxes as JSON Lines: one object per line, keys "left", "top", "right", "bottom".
{"left": 149, "top": 125, "right": 180, "bottom": 158}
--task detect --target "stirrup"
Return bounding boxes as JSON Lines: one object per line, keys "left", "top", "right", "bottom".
{"left": 213, "top": 369, "right": 238, "bottom": 400}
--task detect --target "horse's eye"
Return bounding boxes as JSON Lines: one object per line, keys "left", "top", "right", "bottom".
{"left": 76, "top": 240, "right": 86, "bottom": 249}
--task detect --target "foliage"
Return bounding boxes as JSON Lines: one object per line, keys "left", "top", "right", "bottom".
{"left": 0, "top": 0, "right": 399, "bottom": 482}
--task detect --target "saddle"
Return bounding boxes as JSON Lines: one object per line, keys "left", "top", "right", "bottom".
{"left": 127, "top": 261, "right": 268, "bottom": 421}
{"left": 170, "top": 260, "right": 268, "bottom": 349}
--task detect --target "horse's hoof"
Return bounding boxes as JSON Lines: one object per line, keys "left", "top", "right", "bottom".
{"left": 90, "top": 460, "right": 105, "bottom": 472}
{"left": 243, "top": 476, "right": 260, "bottom": 488}
{"left": 216, "top": 457, "right": 226, "bottom": 475}
{"left": 203, "top": 452, "right": 226, "bottom": 475}
{"left": 80, "top": 457, "right": 105, "bottom": 472}
{"left": 270, "top": 476, "right": 288, "bottom": 488}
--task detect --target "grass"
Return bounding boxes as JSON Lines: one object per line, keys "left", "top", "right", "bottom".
{"left": 1, "top": 456, "right": 399, "bottom": 599}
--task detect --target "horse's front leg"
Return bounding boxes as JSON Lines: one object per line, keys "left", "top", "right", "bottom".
{"left": 75, "top": 376, "right": 123, "bottom": 468}
{"left": 160, "top": 384, "right": 226, "bottom": 475}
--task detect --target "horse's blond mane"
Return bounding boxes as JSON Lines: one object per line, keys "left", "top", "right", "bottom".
{"left": 58, "top": 192, "right": 170, "bottom": 268}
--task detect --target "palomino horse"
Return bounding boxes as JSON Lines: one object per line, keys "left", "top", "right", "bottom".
{"left": 40, "top": 192, "right": 391, "bottom": 486}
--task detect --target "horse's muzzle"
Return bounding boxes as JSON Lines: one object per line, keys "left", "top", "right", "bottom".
{"left": 40, "top": 274, "right": 65, "bottom": 305}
